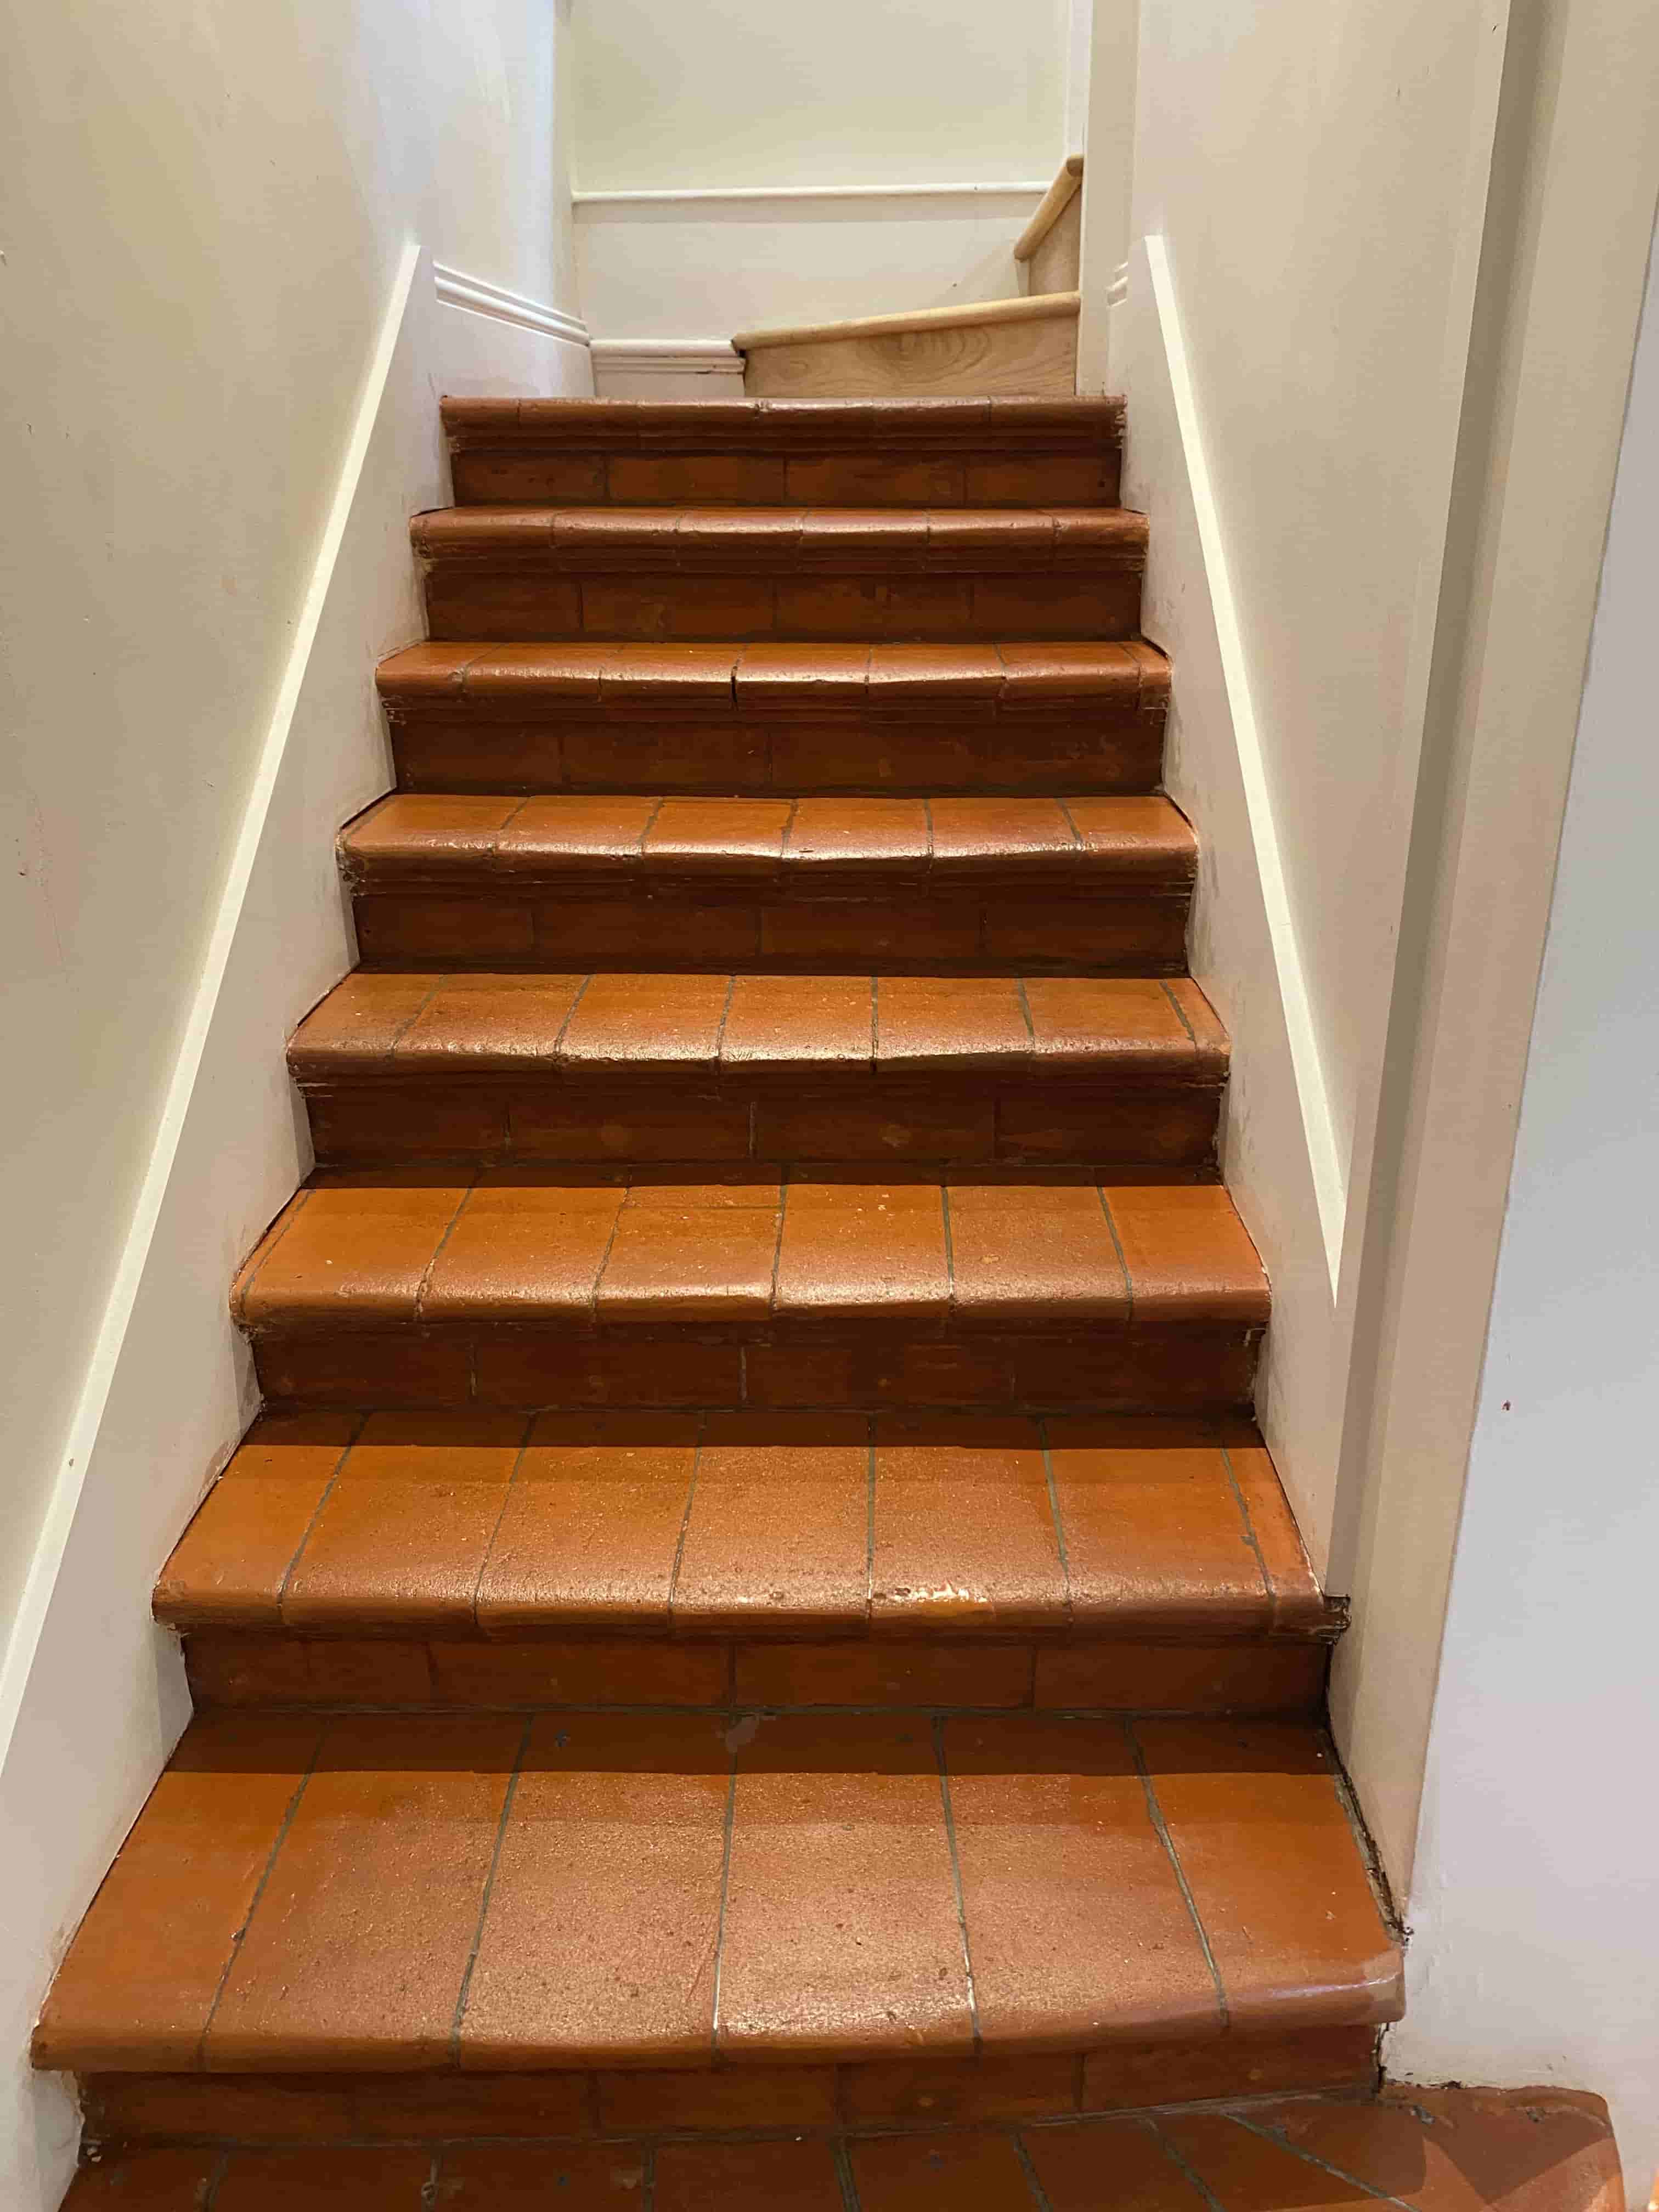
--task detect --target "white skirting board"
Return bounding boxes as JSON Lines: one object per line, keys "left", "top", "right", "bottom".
{"left": 0, "top": 248, "right": 589, "bottom": 2212}
{"left": 591, "top": 338, "right": 746, "bottom": 400}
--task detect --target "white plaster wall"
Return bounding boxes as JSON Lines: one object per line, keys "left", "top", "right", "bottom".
{"left": 567, "top": 0, "right": 1072, "bottom": 341}
{"left": 1390, "top": 210, "right": 1659, "bottom": 2203}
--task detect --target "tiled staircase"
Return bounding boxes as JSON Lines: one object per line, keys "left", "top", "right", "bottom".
{"left": 37, "top": 399, "right": 1410, "bottom": 2204}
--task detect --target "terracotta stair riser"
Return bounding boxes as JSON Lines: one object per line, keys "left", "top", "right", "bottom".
{"left": 77, "top": 2027, "right": 1378, "bottom": 2151}
{"left": 181, "top": 1635, "right": 1327, "bottom": 1719}
{"left": 301, "top": 1078, "right": 1222, "bottom": 1172}
{"left": 421, "top": 568, "right": 1145, "bottom": 646}
{"left": 351, "top": 890, "right": 1189, "bottom": 973}
{"left": 391, "top": 710, "right": 1168, "bottom": 798}
{"left": 246, "top": 1322, "right": 1260, "bottom": 1418}
{"left": 450, "top": 449, "right": 1123, "bottom": 510}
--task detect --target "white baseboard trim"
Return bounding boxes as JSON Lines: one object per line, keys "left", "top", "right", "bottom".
{"left": 590, "top": 340, "right": 746, "bottom": 395}
{"left": 433, "top": 262, "right": 589, "bottom": 347}
{"left": 574, "top": 181, "right": 1047, "bottom": 208}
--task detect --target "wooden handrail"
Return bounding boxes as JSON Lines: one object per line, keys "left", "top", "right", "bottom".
{"left": 733, "top": 290, "right": 1079, "bottom": 353}
{"left": 1013, "top": 155, "right": 1085, "bottom": 263}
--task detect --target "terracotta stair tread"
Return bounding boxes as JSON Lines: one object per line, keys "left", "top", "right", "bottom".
{"left": 411, "top": 504, "right": 1147, "bottom": 575}
{"left": 338, "top": 792, "right": 1197, "bottom": 891}
{"left": 63, "top": 2091, "right": 1624, "bottom": 2211}
{"left": 154, "top": 1408, "right": 1333, "bottom": 1643}
{"left": 34, "top": 1707, "right": 1400, "bottom": 2076}
{"left": 376, "top": 637, "right": 1167, "bottom": 720}
{"left": 289, "top": 973, "right": 1226, "bottom": 1086}
{"left": 230, "top": 1171, "right": 1268, "bottom": 1336}
{"left": 443, "top": 393, "right": 1126, "bottom": 454}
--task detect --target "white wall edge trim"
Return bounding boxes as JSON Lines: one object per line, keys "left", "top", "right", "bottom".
{"left": 590, "top": 339, "right": 742, "bottom": 362}
{"left": 0, "top": 236, "right": 425, "bottom": 1776}
{"left": 433, "top": 262, "right": 589, "bottom": 346}
{"left": 573, "top": 181, "right": 1048, "bottom": 207}
{"left": 1147, "top": 233, "right": 1348, "bottom": 1286}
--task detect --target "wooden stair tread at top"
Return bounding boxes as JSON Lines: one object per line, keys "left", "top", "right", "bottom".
{"left": 33, "top": 1706, "right": 1400, "bottom": 2077}
{"left": 229, "top": 1172, "right": 1268, "bottom": 1336}
{"left": 63, "top": 2091, "right": 1625, "bottom": 2209}
{"left": 443, "top": 393, "right": 1125, "bottom": 452}
{"left": 411, "top": 504, "right": 1146, "bottom": 574}
{"left": 155, "top": 1408, "right": 1332, "bottom": 1644}
{"left": 375, "top": 637, "right": 1168, "bottom": 723}
{"left": 289, "top": 973, "right": 1224, "bottom": 1086}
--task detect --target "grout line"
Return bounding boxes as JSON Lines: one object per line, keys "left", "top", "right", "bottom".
{"left": 767, "top": 1181, "right": 789, "bottom": 1318}
{"left": 939, "top": 1183, "right": 957, "bottom": 1319}
{"left": 1121, "top": 1717, "right": 1229, "bottom": 2031}
{"left": 638, "top": 793, "right": 669, "bottom": 860}
{"left": 1095, "top": 1184, "right": 1134, "bottom": 1323}
{"left": 1158, "top": 976, "right": 1200, "bottom": 1052}
{"left": 867, "top": 974, "right": 879, "bottom": 1074}
{"left": 708, "top": 1729, "right": 742, "bottom": 2062}
{"left": 665, "top": 1421, "right": 707, "bottom": 1632}
{"left": 273, "top": 1410, "right": 371, "bottom": 1621}
{"left": 421, "top": 2147, "right": 442, "bottom": 2210}
{"left": 586, "top": 1183, "right": 631, "bottom": 1319}
{"left": 779, "top": 795, "right": 801, "bottom": 859}
{"left": 1013, "top": 974, "right": 1038, "bottom": 1044}
{"left": 1147, "top": 2115, "right": 1231, "bottom": 2212}
{"left": 1013, "top": 2130, "right": 1059, "bottom": 2210}
{"left": 1215, "top": 1432, "right": 1276, "bottom": 1617}
{"left": 931, "top": 1714, "right": 981, "bottom": 2057}
{"left": 864, "top": 1418, "right": 877, "bottom": 1628}
{"left": 449, "top": 1712, "right": 534, "bottom": 2061}
{"left": 413, "top": 1165, "right": 483, "bottom": 1322}
{"left": 551, "top": 970, "right": 596, "bottom": 1065}
{"left": 382, "top": 974, "right": 449, "bottom": 1064}
{"left": 833, "top": 2135, "right": 864, "bottom": 2211}
{"left": 1232, "top": 2116, "right": 1419, "bottom": 2211}
{"left": 1035, "top": 1418, "right": 1075, "bottom": 1629}
{"left": 469, "top": 1414, "right": 540, "bottom": 1632}
{"left": 713, "top": 971, "right": 738, "bottom": 1064}
{"left": 200, "top": 2146, "right": 233, "bottom": 2208}
{"left": 196, "top": 1722, "right": 328, "bottom": 2064}
{"left": 642, "top": 2141, "right": 657, "bottom": 2212}
{"left": 230, "top": 1185, "right": 315, "bottom": 1321}
{"left": 1054, "top": 797, "right": 1087, "bottom": 851}
{"left": 921, "top": 795, "right": 936, "bottom": 880}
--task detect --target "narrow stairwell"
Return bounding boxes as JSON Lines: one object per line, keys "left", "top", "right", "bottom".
{"left": 37, "top": 398, "right": 1412, "bottom": 2204}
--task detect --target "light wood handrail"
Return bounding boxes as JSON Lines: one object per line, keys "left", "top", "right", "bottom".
{"left": 733, "top": 290, "right": 1079, "bottom": 353}
{"left": 1013, "top": 155, "right": 1085, "bottom": 263}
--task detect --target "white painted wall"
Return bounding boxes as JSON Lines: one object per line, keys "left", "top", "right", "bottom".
{"left": 567, "top": 0, "right": 1073, "bottom": 348}
{"left": 0, "top": 7, "right": 589, "bottom": 2202}
{"left": 1391, "top": 212, "right": 1659, "bottom": 2200}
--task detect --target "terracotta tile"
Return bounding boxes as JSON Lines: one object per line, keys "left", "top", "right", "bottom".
{"left": 492, "top": 795, "right": 657, "bottom": 874}
{"left": 772, "top": 575, "right": 967, "bottom": 640}
{"left": 394, "top": 975, "right": 588, "bottom": 1072}
{"left": 841, "top": 2050, "right": 1077, "bottom": 2126}
{"left": 983, "top": 898, "right": 1185, "bottom": 968}
{"left": 281, "top": 1412, "right": 527, "bottom": 1633}
{"left": 475, "top": 1331, "right": 743, "bottom": 1410}
{"left": 946, "top": 1715, "right": 1223, "bottom": 2049}
{"left": 355, "top": 894, "right": 534, "bottom": 962}
{"left": 731, "top": 642, "right": 871, "bottom": 708}
{"left": 966, "top": 453, "right": 1116, "bottom": 504}
{"left": 360, "top": 2068, "right": 595, "bottom": 2140}
{"left": 1009, "top": 1324, "right": 1255, "bottom": 1417}
{"left": 969, "top": 573, "right": 1139, "bottom": 640}
{"left": 549, "top": 506, "right": 681, "bottom": 566}
{"left": 252, "top": 1327, "right": 473, "bottom": 1409}
{"left": 307, "top": 1083, "right": 508, "bottom": 1165}
{"left": 342, "top": 793, "right": 519, "bottom": 875}
{"left": 755, "top": 1092, "right": 995, "bottom": 1165}
{"left": 760, "top": 899, "right": 980, "bottom": 967}
{"left": 1063, "top": 795, "right": 1197, "bottom": 874}
{"left": 675, "top": 504, "right": 805, "bottom": 567}
{"left": 595, "top": 2064, "right": 837, "bottom": 2135}
{"left": 876, "top": 978, "right": 1030, "bottom": 1070}
{"left": 427, "top": 573, "right": 587, "bottom": 643}
{"left": 795, "top": 507, "right": 929, "bottom": 568}
{"left": 475, "top": 1412, "right": 698, "bottom": 1634}
{"left": 849, "top": 2128, "right": 1041, "bottom": 2210}
{"left": 183, "top": 1633, "right": 318, "bottom": 1707}
{"left": 655, "top": 2139, "right": 846, "bottom": 2211}
{"left": 34, "top": 1713, "right": 323, "bottom": 2072}
{"left": 294, "top": 1639, "right": 438, "bottom": 1706}
{"left": 1361, "top": 2087, "right": 1620, "bottom": 2212}
{"left": 429, "top": 1640, "right": 726, "bottom": 1708}
{"left": 774, "top": 1181, "right": 950, "bottom": 1322}
{"left": 597, "top": 641, "right": 743, "bottom": 704}
{"left": 1042, "top": 1417, "right": 1270, "bottom": 1635}
{"left": 1131, "top": 1718, "right": 1402, "bottom": 2032}
{"left": 453, "top": 450, "right": 609, "bottom": 502}
{"left": 288, "top": 974, "right": 440, "bottom": 1079}
{"left": 595, "top": 1184, "right": 781, "bottom": 1322}
{"left": 866, "top": 644, "right": 1005, "bottom": 702}
{"left": 558, "top": 973, "right": 731, "bottom": 1069}
{"left": 506, "top": 1083, "right": 750, "bottom": 1164}
{"left": 643, "top": 797, "right": 793, "bottom": 872}
{"left": 1104, "top": 1185, "right": 1270, "bottom": 1323}
{"left": 872, "top": 1414, "right": 1064, "bottom": 1632}
{"left": 1217, "top": 1421, "right": 1330, "bottom": 1633}
{"left": 928, "top": 797, "right": 1080, "bottom": 873}
{"left": 1154, "top": 2115, "right": 1364, "bottom": 2212}
{"left": 458, "top": 642, "right": 618, "bottom": 704}
{"left": 394, "top": 720, "right": 564, "bottom": 794}
{"left": 213, "top": 2147, "right": 433, "bottom": 2210}
{"left": 77, "top": 2070, "right": 353, "bottom": 2149}
{"left": 59, "top": 2147, "right": 222, "bottom": 2207}
{"left": 734, "top": 1641, "right": 1031, "bottom": 1709}
{"left": 438, "top": 2142, "right": 648, "bottom": 2207}
{"left": 946, "top": 1183, "right": 1129, "bottom": 1323}
{"left": 458, "top": 1711, "right": 729, "bottom": 2067}
{"left": 1032, "top": 1643, "right": 1325, "bottom": 1716}
{"left": 788, "top": 453, "right": 962, "bottom": 505}
{"left": 154, "top": 1413, "right": 359, "bottom": 1628}
{"left": 1025, "top": 2118, "right": 1209, "bottom": 2211}
{"left": 1022, "top": 977, "right": 1201, "bottom": 1073}
{"left": 672, "top": 1410, "right": 870, "bottom": 1636}
{"left": 535, "top": 898, "right": 760, "bottom": 968}
{"left": 717, "top": 1713, "right": 972, "bottom": 2060}
{"left": 1052, "top": 508, "right": 1149, "bottom": 567}
{"left": 610, "top": 452, "right": 787, "bottom": 504}
{"left": 422, "top": 1173, "right": 625, "bottom": 1321}
{"left": 721, "top": 973, "right": 874, "bottom": 1068}
{"left": 236, "top": 1176, "right": 468, "bottom": 1327}
{"left": 992, "top": 1086, "right": 1217, "bottom": 1171}
{"left": 1080, "top": 2025, "right": 1378, "bottom": 2112}
{"left": 375, "top": 639, "right": 482, "bottom": 697}
{"left": 872, "top": 1337, "right": 1018, "bottom": 1407}
{"left": 783, "top": 796, "right": 931, "bottom": 872}
{"left": 580, "top": 575, "right": 774, "bottom": 642}
{"left": 206, "top": 1713, "right": 521, "bottom": 2070}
